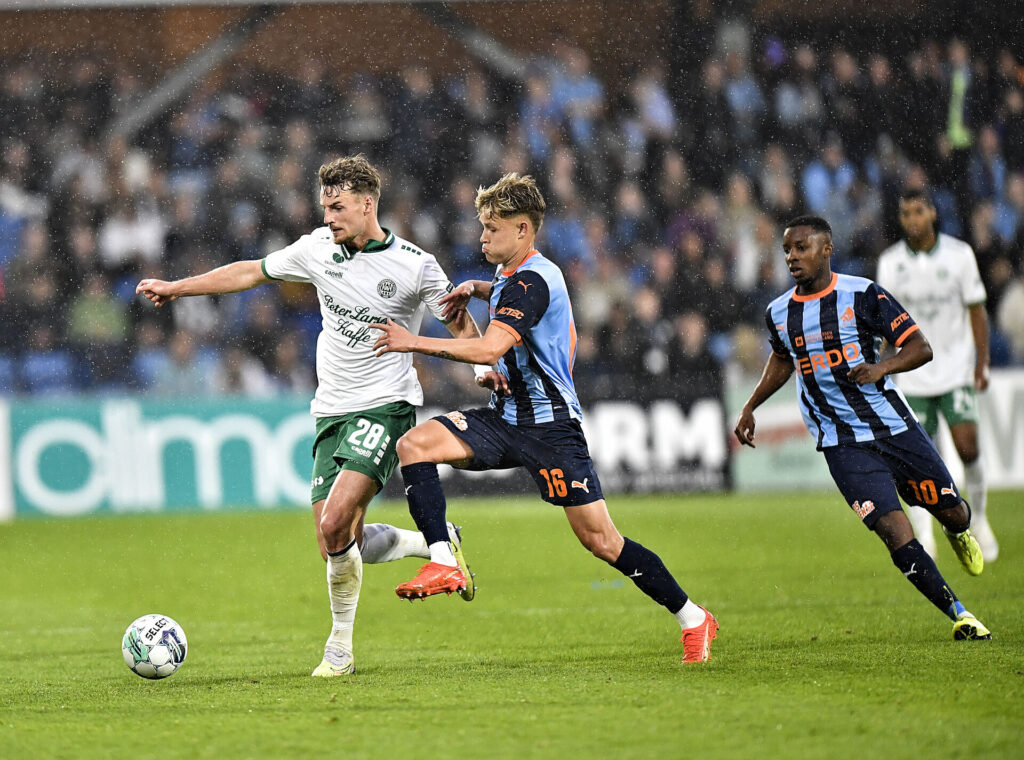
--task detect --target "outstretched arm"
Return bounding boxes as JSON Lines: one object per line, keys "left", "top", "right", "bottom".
{"left": 137, "top": 260, "right": 269, "bottom": 307}
{"left": 443, "top": 306, "right": 511, "bottom": 395}
{"left": 372, "top": 319, "right": 516, "bottom": 366}
{"left": 734, "top": 352, "right": 795, "bottom": 448}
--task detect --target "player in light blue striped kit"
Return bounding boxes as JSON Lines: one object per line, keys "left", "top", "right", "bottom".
{"left": 371, "top": 173, "right": 719, "bottom": 663}
{"left": 736, "top": 215, "right": 991, "bottom": 640}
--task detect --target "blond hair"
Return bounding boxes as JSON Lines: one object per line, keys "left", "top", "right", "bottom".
{"left": 318, "top": 155, "right": 382, "bottom": 202}
{"left": 475, "top": 173, "right": 546, "bottom": 232}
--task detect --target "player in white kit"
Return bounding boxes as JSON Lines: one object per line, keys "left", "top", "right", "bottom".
{"left": 876, "top": 188, "right": 997, "bottom": 562}
{"left": 137, "top": 156, "right": 496, "bottom": 676}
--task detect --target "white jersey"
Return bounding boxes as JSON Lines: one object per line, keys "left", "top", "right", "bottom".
{"left": 876, "top": 233, "right": 986, "bottom": 396}
{"left": 262, "top": 227, "right": 452, "bottom": 416}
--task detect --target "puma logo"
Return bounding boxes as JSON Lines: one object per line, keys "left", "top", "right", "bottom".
{"left": 628, "top": 570, "right": 643, "bottom": 578}
{"left": 941, "top": 484, "right": 956, "bottom": 497}
{"left": 518, "top": 281, "right": 533, "bottom": 292}
{"left": 571, "top": 478, "right": 589, "bottom": 493}
{"left": 903, "top": 563, "right": 917, "bottom": 579}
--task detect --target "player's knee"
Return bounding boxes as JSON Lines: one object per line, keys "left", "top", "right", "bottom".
{"left": 959, "top": 446, "right": 980, "bottom": 464}
{"left": 319, "top": 508, "right": 354, "bottom": 544}
{"left": 949, "top": 501, "right": 971, "bottom": 533}
{"left": 396, "top": 429, "right": 429, "bottom": 464}
{"left": 580, "top": 532, "right": 620, "bottom": 562}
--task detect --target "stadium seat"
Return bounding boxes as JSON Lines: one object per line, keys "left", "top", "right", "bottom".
{"left": 20, "top": 350, "right": 78, "bottom": 395}
{"left": 0, "top": 353, "right": 18, "bottom": 395}
{"left": 131, "top": 350, "right": 172, "bottom": 390}
{"left": 0, "top": 212, "right": 25, "bottom": 269}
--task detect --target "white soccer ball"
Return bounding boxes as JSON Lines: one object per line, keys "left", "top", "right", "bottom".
{"left": 122, "top": 614, "right": 188, "bottom": 679}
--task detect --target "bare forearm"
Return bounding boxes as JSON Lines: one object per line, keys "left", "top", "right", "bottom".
{"left": 970, "top": 305, "right": 990, "bottom": 367}
{"left": 879, "top": 333, "right": 932, "bottom": 375}
{"left": 411, "top": 335, "right": 502, "bottom": 365}
{"left": 170, "top": 260, "right": 268, "bottom": 297}
{"left": 467, "top": 280, "right": 492, "bottom": 300}
{"left": 445, "top": 308, "right": 482, "bottom": 340}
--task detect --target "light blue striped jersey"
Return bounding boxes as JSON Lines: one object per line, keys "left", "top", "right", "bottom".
{"left": 487, "top": 250, "right": 581, "bottom": 425}
{"left": 765, "top": 272, "right": 920, "bottom": 449}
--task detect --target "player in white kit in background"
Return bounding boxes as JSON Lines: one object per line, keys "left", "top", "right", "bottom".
{"left": 876, "top": 188, "right": 998, "bottom": 563}
{"left": 137, "top": 156, "right": 499, "bottom": 676}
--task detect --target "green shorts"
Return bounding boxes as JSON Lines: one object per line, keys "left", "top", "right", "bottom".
{"left": 309, "top": 401, "right": 417, "bottom": 504}
{"left": 906, "top": 387, "right": 979, "bottom": 438}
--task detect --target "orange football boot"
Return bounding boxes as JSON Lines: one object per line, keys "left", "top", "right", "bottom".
{"left": 395, "top": 562, "right": 467, "bottom": 600}
{"left": 680, "top": 606, "right": 719, "bottom": 663}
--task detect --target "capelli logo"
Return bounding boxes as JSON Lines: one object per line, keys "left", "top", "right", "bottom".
{"left": 324, "top": 269, "right": 345, "bottom": 279}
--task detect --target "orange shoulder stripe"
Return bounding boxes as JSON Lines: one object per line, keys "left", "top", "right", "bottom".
{"left": 894, "top": 324, "right": 920, "bottom": 347}
{"left": 491, "top": 319, "right": 523, "bottom": 345}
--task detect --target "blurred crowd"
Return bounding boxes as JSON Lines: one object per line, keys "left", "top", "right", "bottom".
{"left": 2, "top": 19, "right": 1024, "bottom": 405}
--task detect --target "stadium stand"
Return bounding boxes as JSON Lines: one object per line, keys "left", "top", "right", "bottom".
{"left": 1, "top": 2, "right": 1023, "bottom": 399}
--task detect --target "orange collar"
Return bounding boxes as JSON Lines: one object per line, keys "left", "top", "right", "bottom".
{"left": 502, "top": 249, "right": 539, "bottom": 277}
{"left": 793, "top": 272, "right": 838, "bottom": 302}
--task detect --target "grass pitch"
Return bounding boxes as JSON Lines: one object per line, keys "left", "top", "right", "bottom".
{"left": 1, "top": 491, "right": 1021, "bottom": 759}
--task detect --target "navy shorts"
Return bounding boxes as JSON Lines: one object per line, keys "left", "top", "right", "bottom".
{"left": 823, "top": 423, "right": 962, "bottom": 529}
{"left": 434, "top": 407, "right": 605, "bottom": 507}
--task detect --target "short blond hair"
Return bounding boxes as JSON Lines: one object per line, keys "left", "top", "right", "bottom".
{"left": 475, "top": 173, "right": 546, "bottom": 232}
{"left": 318, "top": 155, "right": 381, "bottom": 202}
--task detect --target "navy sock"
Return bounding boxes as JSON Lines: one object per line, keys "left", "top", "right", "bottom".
{"left": 610, "top": 537, "right": 688, "bottom": 614}
{"left": 891, "top": 539, "right": 961, "bottom": 620}
{"left": 400, "top": 462, "right": 449, "bottom": 546}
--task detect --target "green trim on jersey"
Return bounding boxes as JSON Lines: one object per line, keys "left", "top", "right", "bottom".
{"left": 309, "top": 401, "right": 417, "bottom": 503}
{"left": 904, "top": 238, "right": 941, "bottom": 257}
{"left": 907, "top": 387, "right": 979, "bottom": 438}
{"left": 339, "top": 228, "right": 396, "bottom": 258}
{"left": 260, "top": 258, "right": 282, "bottom": 281}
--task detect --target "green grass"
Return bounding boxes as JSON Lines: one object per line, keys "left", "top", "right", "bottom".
{"left": 1, "top": 491, "right": 1021, "bottom": 759}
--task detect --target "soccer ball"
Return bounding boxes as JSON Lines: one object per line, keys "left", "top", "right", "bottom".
{"left": 122, "top": 614, "right": 188, "bottom": 679}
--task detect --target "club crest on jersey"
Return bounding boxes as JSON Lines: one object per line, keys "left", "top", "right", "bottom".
{"left": 332, "top": 252, "right": 344, "bottom": 263}
{"left": 850, "top": 499, "right": 875, "bottom": 519}
{"left": 841, "top": 307, "right": 855, "bottom": 323}
{"left": 377, "top": 279, "right": 397, "bottom": 298}
{"left": 444, "top": 411, "right": 468, "bottom": 431}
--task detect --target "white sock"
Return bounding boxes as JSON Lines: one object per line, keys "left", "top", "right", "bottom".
{"left": 907, "top": 505, "right": 936, "bottom": 551}
{"left": 428, "top": 540, "right": 457, "bottom": 567}
{"left": 675, "top": 599, "right": 706, "bottom": 629}
{"left": 326, "top": 540, "right": 362, "bottom": 652}
{"left": 964, "top": 459, "right": 987, "bottom": 522}
{"left": 360, "top": 523, "right": 429, "bottom": 563}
